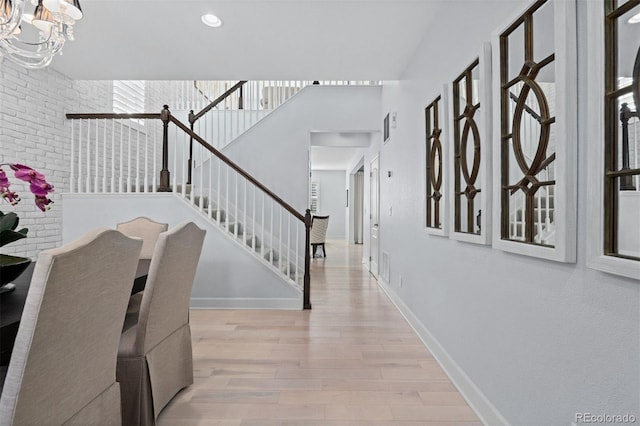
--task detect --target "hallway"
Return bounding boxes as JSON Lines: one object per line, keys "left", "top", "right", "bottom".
{"left": 159, "top": 240, "right": 481, "bottom": 425}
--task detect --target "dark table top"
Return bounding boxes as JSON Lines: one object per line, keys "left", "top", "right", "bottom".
{"left": 0, "top": 263, "right": 35, "bottom": 330}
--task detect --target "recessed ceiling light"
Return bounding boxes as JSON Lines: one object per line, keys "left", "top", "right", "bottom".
{"left": 201, "top": 14, "right": 222, "bottom": 28}
{"left": 629, "top": 12, "right": 640, "bottom": 24}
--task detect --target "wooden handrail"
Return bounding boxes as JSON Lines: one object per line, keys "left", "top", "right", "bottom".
{"left": 187, "top": 80, "right": 247, "bottom": 184}
{"left": 193, "top": 81, "right": 212, "bottom": 104}
{"left": 168, "top": 114, "right": 305, "bottom": 223}
{"left": 66, "top": 113, "right": 162, "bottom": 120}
{"left": 190, "top": 81, "right": 247, "bottom": 123}
{"left": 65, "top": 109, "right": 305, "bottom": 222}
{"left": 508, "top": 92, "right": 541, "bottom": 122}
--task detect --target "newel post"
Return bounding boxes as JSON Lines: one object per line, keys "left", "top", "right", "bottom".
{"left": 303, "top": 209, "right": 312, "bottom": 310}
{"left": 158, "top": 105, "right": 172, "bottom": 192}
{"left": 187, "top": 109, "right": 195, "bottom": 185}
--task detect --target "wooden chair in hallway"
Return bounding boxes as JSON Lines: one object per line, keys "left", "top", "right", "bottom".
{"left": 310, "top": 215, "right": 330, "bottom": 258}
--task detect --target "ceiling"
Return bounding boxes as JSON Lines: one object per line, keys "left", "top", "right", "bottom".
{"left": 311, "top": 146, "right": 364, "bottom": 171}
{"left": 310, "top": 131, "right": 372, "bottom": 170}
{"left": 52, "top": 0, "right": 444, "bottom": 81}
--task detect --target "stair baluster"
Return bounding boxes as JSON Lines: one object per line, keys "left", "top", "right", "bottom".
{"left": 86, "top": 119, "right": 91, "bottom": 193}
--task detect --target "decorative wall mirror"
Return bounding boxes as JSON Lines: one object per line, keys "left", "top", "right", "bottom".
{"left": 491, "top": 0, "right": 577, "bottom": 262}
{"left": 586, "top": 0, "right": 640, "bottom": 279}
{"left": 449, "top": 44, "right": 493, "bottom": 245}
{"left": 425, "top": 93, "right": 449, "bottom": 236}
{"left": 635, "top": 45, "right": 640, "bottom": 109}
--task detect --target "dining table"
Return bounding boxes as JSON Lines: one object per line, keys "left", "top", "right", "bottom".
{"left": 0, "top": 259, "right": 151, "bottom": 367}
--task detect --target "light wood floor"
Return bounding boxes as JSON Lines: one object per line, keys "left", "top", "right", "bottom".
{"left": 158, "top": 240, "right": 481, "bottom": 426}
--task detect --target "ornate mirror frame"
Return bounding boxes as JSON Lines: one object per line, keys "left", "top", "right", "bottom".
{"left": 425, "top": 89, "right": 449, "bottom": 236}
{"left": 635, "top": 46, "right": 640, "bottom": 109}
{"left": 586, "top": 0, "right": 640, "bottom": 279}
{"left": 448, "top": 43, "right": 493, "bottom": 245}
{"left": 491, "top": 0, "right": 577, "bottom": 262}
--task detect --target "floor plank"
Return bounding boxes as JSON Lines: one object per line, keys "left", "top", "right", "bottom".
{"left": 158, "top": 240, "right": 480, "bottom": 425}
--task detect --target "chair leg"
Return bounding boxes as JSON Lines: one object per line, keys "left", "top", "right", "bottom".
{"left": 312, "top": 244, "right": 317, "bottom": 258}
{"left": 322, "top": 243, "right": 326, "bottom": 257}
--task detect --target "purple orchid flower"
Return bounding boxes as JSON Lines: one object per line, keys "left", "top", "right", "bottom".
{"left": 30, "top": 181, "right": 54, "bottom": 197}
{"left": 34, "top": 195, "right": 54, "bottom": 212}
{"left": 0, "top": 163, "right": 54, "bottom": 211}
{"left": 0, "top": 168, "right": 20, "bottom": 205}
{"left": 10, "top": 164, "right": 47, "bottom": 183}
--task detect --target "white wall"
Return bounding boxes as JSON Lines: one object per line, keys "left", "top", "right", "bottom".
{"left": 0, "top": 61, "right": 112, "bottom": 259}
{"left": 62, "top": 194, "right": 302, "bottom": 309}
{"left": 310, "top": 170, "right": 347, "bottom": 239}
{"left": 378, "top": 1, "right": 639, "bottom": 425}
{"left": 222, "top": 86, "right": 381, "bottom": 213}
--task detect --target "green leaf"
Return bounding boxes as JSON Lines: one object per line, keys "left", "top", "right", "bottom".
{"left": 0, "top": 212, "right": 19, "bottom": 232}
{"left": 0, "top": 229, "right": 28, "bottom": 247}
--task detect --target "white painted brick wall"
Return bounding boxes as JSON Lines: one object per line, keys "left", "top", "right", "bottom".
{"left": 0, "top": 62, "right": 114, "bottom": 259}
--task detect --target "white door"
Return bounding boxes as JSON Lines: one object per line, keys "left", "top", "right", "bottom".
{"left": 370, "top": 156, "right": 380, "bottom": 278}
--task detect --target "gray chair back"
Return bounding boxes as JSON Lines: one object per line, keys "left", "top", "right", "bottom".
{"left": 0, "top": 228, "right": 142, "bottom": 426}
{"left": 117, "top": 217, "right": 168, "bottom": 260}
{"left": 133, "top": 221, "right": 206, "bottom": 355}
{"left": 117, "top": 222, "right": 205, "bottom": 425}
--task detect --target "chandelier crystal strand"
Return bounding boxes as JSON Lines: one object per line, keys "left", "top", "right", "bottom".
{"left": 0, "top": 0, "right": 82, "bottom": 69}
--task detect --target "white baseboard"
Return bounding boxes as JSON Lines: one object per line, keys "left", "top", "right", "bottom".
{"left": 377, "top": 278, "right": 509, "bottom": 426}
{"left": 190, "top": 297, "right": 302, "bottom": 310}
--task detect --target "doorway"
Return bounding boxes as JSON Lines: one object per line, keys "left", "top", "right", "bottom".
{"left": 353, "top": 167, "right": 365, "bottom": 244}
{"left": 370, "top": 156, "right": 380, "bottom": 278}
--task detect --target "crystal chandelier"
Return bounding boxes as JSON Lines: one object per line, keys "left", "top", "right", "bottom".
{"left": 0, "top": 0, "right": 82, "bottom": 69}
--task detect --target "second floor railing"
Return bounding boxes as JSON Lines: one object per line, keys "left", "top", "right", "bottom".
{"left": 184, "top": 80, "right": 378, "bottom": 184}
{"left": 187, "top": 80, "right": 374, "bottom": 162}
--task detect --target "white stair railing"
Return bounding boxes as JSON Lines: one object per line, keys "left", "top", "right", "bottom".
{"left": 68, "top": 115, "right": 164, "bottom": 194}
{"left": 172, "top": 115, "right": 309, "bottom": 290}
{"left": 66, "top": 110, "right": 311, "bottom": 302}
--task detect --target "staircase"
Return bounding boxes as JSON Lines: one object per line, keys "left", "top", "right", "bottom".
{"left": 509, "top": 185, "right": 555, "bottom": 246}
{"left": 66, "top": 102, "right": 312, "bottom": 309}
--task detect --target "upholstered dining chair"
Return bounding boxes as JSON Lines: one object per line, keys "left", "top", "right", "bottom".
{"left": 117, "top": 222, "right": 206, "bottom": 426}
{"left": 310, "top": 215, "right": 330, "bottom": 257}
{"left": 116, "top": 217, "right": 169, "bottom": 260}
{"left": 0, "top": 228, "right": 142, "bottom": 426}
